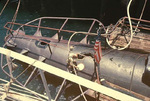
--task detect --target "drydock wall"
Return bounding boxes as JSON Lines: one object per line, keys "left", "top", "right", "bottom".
{"left": 19, "top": 0, "right": 150, "bottom": 25}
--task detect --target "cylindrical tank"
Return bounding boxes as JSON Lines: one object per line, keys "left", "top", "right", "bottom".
{"left": 6, "top": 34, "right": 150, "bottom": 97}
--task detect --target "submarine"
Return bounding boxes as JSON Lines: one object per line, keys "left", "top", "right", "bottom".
{"left": 2, "top": 17, "right": 150, "bottom": 100}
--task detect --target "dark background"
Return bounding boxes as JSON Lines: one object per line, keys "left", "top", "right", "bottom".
{"left": 0, "top": 0, "right": 150, "bottom": 26}
{"left": 18, "top": 0, "right": 150, "bottom": 25}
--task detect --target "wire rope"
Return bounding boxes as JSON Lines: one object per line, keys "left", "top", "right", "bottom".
{"left": 0, "top": 0, "right": 9, "bottom": 16}
{"left": 106, "top": 0, "right": 147, "bottom": 50}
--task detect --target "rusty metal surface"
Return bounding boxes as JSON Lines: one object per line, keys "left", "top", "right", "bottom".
{"left": 106, "top": 16, "right": 150, "bottom": 52}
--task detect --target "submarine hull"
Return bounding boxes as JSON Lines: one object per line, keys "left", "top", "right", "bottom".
{"left": 5, "top": 34, "right": 150, "bottom": 98}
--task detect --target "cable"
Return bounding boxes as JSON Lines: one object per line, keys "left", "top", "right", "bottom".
{"left": 134, "top": 0, "right": 147, "bottom": 32}
{"left": 67, "top": 31, "right": 97, "bottom": 51}
{"left": 120, "top": 0, "right": 133, "bottom": 50}
{"left": 0, "top": 0, "right": 9, "bottom": 17}
{"left": 106, "top": 0, "right": 147, "bottom": 50}
{"left": 72, "top": 67, "right": 87, "bottom": 101}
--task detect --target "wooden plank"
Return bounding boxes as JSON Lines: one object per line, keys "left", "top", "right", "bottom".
{"left": 0, "top": 47, "right": 141, "bottom": 101}
{"left": 107, "top": 27, "right": 150, "bottom": 52}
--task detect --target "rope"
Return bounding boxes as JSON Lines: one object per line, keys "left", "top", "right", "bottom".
{"left": 72, "top": 67, "right": 87, "bottom": 101}
{"left": 67, "top": 51, "right": 87, "bottom": 101}
{"left": 0, "top": 0, "right": 9, "bottom": 17}
{"left": 67, "top": 31, "right": 97, "bottom": 51}
{"left": 67, "top": 31, "right": 98, "bottom": 58}
{"left": 106, "top": 0, "right": 147, "bottom": 50}
{"left": 119, "top": 0, "right": 134, "bottom": 50}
